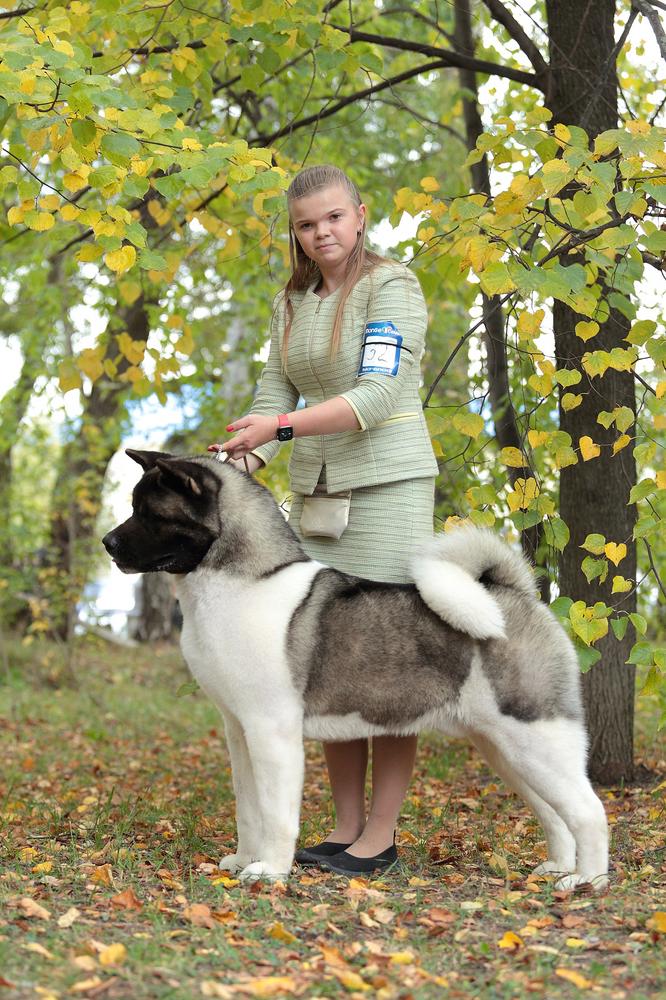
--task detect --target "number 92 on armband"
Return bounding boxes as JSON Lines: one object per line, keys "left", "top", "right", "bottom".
{"left": 358, "top": 321, "right": 403, "bottom": 377}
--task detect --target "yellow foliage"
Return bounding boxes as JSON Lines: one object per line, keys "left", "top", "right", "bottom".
{"left": 105, "top": 245, "right": 136, "bottom": 274}
{"left": 507, "top": 478, "right": 539, "bottom": 511}
{"left": 562, "top": 393, "right": 583, "bottom": 411}
{"left": 579, "top": 436, "right": 601, "bottom": 461}
{"left": 500, "top": 447, "right": 526, "bottom": 468}
{"left": 612, "top": 434, "right": 631, "bottom": 454}
{"left": 420, "top": 176, "right": 439, "bottom": 191}
{"left": 604, "top": 542, "right": 627, "bottom": 566}
{"left": 517, "top": 309, "right": 544, "bottom": 339}
{"left": 575, "top": 320, "right": 599, "bottom": 341}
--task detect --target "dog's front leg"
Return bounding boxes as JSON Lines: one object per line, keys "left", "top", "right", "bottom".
{"left": 237, "top": 716, "right": 304, "bottom": 883}
{"left": 217, "top": 711, "right": 263, "bottom": 874}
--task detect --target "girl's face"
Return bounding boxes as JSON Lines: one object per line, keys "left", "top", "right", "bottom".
{"left": 289, "top": 185, "right": 366, "bottom": 276}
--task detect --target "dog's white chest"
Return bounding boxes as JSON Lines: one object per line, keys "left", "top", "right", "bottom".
{"left": 175, "top": 563, "right": 320, "bottom": 718}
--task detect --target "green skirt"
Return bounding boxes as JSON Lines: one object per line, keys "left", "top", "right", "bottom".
{"left": 288, "top": 476, "right": 435, "bottom": 584}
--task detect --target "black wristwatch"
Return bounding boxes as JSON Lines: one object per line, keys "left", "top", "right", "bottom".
{"left": 276, "top": 414, "right": 294, "bottom": 442}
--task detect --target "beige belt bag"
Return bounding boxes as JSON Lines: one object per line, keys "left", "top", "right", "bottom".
{"left": 300, "top": 485, "right": 352, "bottom": 539}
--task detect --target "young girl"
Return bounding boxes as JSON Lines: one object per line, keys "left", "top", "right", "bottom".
{"left": 210, "top": 164, "right": 438, "bottom": 875}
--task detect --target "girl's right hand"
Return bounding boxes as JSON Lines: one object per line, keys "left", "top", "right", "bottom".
{"left": 207, "top": 445, "right": 264, "bottom": 474}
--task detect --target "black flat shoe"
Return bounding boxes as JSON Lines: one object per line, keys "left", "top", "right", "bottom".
{"left": 294, "top": 840, "right": 353, "bottom": 866}
{"left": 320, "top": 844, "right": 399, "bottom": 875}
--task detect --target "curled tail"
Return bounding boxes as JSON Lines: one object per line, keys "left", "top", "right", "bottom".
{"left": 410, "top": 526, "right": 537, "bottom": 640}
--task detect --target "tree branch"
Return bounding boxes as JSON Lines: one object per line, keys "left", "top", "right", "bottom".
{"left": 479, "top": 0, "right": 550, "bottom": 76}
{"left": 256, "top": 58, "right": 455, "bottom": 144}
{"left": 328, "top": 23, "right": 545, "bottom": 90}
{"left": 632, "top": 0, "right": 666, "bottom": 60}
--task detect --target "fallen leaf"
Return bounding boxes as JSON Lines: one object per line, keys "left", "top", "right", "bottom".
{"left": 647, "top": 911, "right": 666, "bottom": 933}
{"left": 388, "top": 951, "right": 415, "bottom": 964}
{"left": 266, "top": 921, "right": 298, "bottom": 944}
{"left": 73, "top": 956, "right": 98, "bottom": 972}
{"left": 555, "top": 968, "right": 592, "bottom": 988}
{"left": 566, "top": 937, "right": 589, "bottom": 949}
{"left": 331, "top": 969, "right": 371, "bottom": 992}
{"left": 18, "top": 897, "right": 51, "bottom": 920}
{"left": 498, "top": 931, "right": 524, "bottom": 950}
{"left": 71, "top": 977, "right": 104, "bottom": 993}
{"left": 99, "top": 943, "right": 126, "bottom": 967}
{"left": 232, "top": 976, "right": 298, "bottom": 996}
{"left": 24, "top": 942, "right": 54, "bottom": 959}
{"left": 91, "top": 864, "right": 114, "bottom": 887}
{"left": 110, "top": 888, "right": 143, "bottom": 911}
{"left": 58, "top": 907, "right": 81, "bottom": 928}
{"left": 184, "top": 902, "right": 219, "bottom": 928}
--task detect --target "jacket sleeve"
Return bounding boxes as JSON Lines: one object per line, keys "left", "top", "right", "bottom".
{"left": 248, "top": 291, "right": 300, "bottom": 467}
{"left": 338, "top": 266, "right": 428, "bottom": 430}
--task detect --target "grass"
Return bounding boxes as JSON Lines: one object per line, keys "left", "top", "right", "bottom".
{"left": 0, "top": 635, "right": 664, "bottom": 999}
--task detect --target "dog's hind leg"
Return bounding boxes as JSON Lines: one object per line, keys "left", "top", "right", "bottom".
{"left": 478, "top": 718, "right": 609, "bottom": 891}
{"left": 236, "top": 714, "right": 305, "bottom": 883}
{"left": 219, "top": 711, "right": 263, "bottom": 874}
{"left": 471, "top": 734, "right": 576, "bottom": 877}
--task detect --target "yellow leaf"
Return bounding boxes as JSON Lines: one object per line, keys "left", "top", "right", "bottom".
{"left": 53, "top": 38, "right": 74, "bottom": 57}
{"left": 575, "top": 321, "right": 599, "bottom": 342}
{"left": 91, "top": 864, "right": 113, "bottom": 886}
{"left": 656, "top": 470, "right": 666, "bottom": 490}
{"left": 604, "top": 542, "right": 626, "bottom": 566}
{"left": 420, "top": 176, "right": 439, "bottom": 191}
{"left": 99, "top": 942, "right": 126, "bottom": 967}
{"left": 612, "top": 434, "right": 631, "bottom": 455}
{"left": 498, "top": 931, "right": 524, "bottom": 950}
{"left": 562, "top": 393, "right": 583, "bottom": 411}
{"left": 32, "top": 861, "right": 53, "bottom": 874}
{"left": 611, "top": 576, "right": 632, "bottom": 594}
{"left": 7, "top": 205, "right": 25, "bottom": 226}
{"left": 63, "top": 172, "right": 87, "bottom": 192}
{"left": 527, "top": 430, "right": 549, "bottom": 447}
{"left": 555, "top": 968, "right": 592, "bottom": 989}
{"left": 267, "top": 921, "right": 297, "bottom": 945}
{"left": 566, "top": 937, "right": 589, "bottom": 949}
{"left": 71, "top": 978, "right": 104, "bottom": 994}
{"left": 233, "top": 976, "right": 298, "bottom": 996}
{"left": 77, "top": 347, "right": 105, "bottom": 383}
{"left": 19, "top": 847, "right": 37, "bottom": 862}
{"left": 60, "top": 204, "right": 81, "bottom": 221}
{"left": 26, "top": 212, "right": 55, "bottom": 231}
{"left": 58, "top": 358, "right": 82, "bottom": 393}
{"left": 507, "top": 477, "right": 539, "bottom": 512}
{"left": 117, "top": 280, "right": 142, "bottom": 306}
{"left": 656, "top": 381, "right": 666, "bottom": 399}
{"left": 579, "top": 436, "right": 600, "bottom": 461}
{"left": 105, "top": 244, "right": 136, "bottom": 274}
{"left": 453, "top": 411, "right": 484, "bottom": 438}
{"left": 388, "top": 951, "right": 415, "bottom": 964}
{"left": 116, "top": 331, "right": 146, "bottom": 365}
{"left": 646, "top": 911, "right": 666, "bottom": 932}
{"left": 517, "top": 309, "right": 545, "bottom": 339}
{"left": 500, "top": 446, "right": 526, "bottom": 468}
{"left": 182, "top": 137, "right": 203, "bottom": 151}
{"left": 24, "top": 942, "right": 54, "bottom": 959}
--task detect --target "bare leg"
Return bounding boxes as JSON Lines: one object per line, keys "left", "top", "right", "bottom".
{"left": 322, "top": 739, "right": 368, "bottom": 843}
{"left": 345, "top": 734, "right": 418, "bottom": 857}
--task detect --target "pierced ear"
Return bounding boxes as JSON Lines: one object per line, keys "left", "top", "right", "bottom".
{"left": 155, "top": 459, "right": 203, "bottom": 496}
{"left": 126, "top": 449, "right": 174, "bottom": 470}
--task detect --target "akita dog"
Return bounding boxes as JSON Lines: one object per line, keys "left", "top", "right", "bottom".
{"left": 103, "top": 451, "right": 609, "bottom": 889}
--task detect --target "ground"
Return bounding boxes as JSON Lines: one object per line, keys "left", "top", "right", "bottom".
{"left": 0, "top": 637, "right": 664, "bottom": 999}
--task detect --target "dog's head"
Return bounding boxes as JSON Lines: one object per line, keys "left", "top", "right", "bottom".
{"left": 102, "top": 450, "right": 222, "bottom": 574}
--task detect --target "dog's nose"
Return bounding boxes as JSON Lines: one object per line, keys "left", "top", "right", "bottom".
{"left": 102, "top": 531, "right": 119, "bottom": 554}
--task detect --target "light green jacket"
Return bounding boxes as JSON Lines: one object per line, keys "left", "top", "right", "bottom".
{"left": 250, "top": 261, "right": 438, "bottom": 494}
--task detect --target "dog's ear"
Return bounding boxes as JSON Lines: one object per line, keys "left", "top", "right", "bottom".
{"left": 126, "top": 449, "right": 174, "bottom": 470}
{"left": 155, "top": 458, "right": 203, "bottom": 497}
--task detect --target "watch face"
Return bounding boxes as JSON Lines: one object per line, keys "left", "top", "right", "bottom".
{"left": 277, "top": 426, "right": 294, "bottom": 442}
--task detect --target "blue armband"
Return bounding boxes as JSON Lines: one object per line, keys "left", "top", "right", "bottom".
{"left": 358, "top": 321, "right": 403, "bottom": 377}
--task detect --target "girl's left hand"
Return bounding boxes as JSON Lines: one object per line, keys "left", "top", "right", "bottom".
{"left": 216, "top": 414, "right": 279, "bottom": 458}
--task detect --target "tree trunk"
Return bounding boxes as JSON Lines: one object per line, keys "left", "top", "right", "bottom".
{"left": 48, "top": 295, "right": 151, "bottom": 639}
{"left": 546, "top": 0, "right": 636, "bottom": 782}
{"left": 130, "top": 572, "right": 179, "bottom": 643}
{"left": 453, "top": 0, "right": 549, "bottom": 599}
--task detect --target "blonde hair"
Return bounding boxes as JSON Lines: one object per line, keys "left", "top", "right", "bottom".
{"left": 281, "top": 165, "right": 388, "bottom": 360}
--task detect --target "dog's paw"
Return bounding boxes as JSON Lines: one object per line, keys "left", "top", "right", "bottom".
{"left": 239, "top": 861, "right": 289, "bottom": 884}
{"left": 555, "top": 872, "right": 609, "bottom": 893}
{"left": 218, "top": 853, "right": 250, "bottom": 874}
{"left": 531, "top": 860, "right": 575, "bottom": 877}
